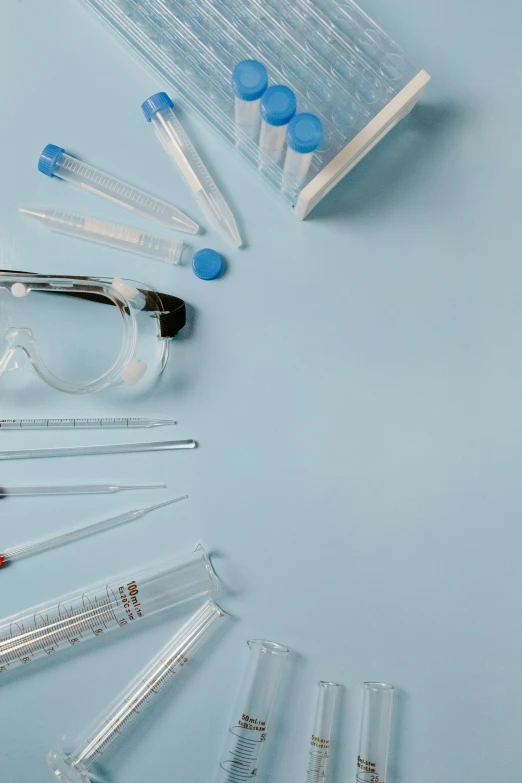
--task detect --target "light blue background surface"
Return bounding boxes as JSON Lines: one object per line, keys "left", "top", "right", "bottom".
{"left": 1, "top": 1, "right": 521, "bottom": 781}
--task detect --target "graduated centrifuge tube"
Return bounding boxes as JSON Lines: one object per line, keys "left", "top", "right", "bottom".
{"left": 20, "top": 208, "right": 184, "bottom": 265}
{"left": 48, "top": 600, "right": 229, "bottom": 783}
{"left": 0, "top": 545, "right": 218, "bottom": 676}
{"left": 232, "top": 60, "right": 268, "bottom": 141}
{"left": 259, "top": 85, "right": 297, "bottom": 165}
{"left": 282, "top": 113, "right": 324, "bottom": 196}
{"left": 216, "top": 639, "right": 289, "bottom": 782}
{"left": 37, "top": 144, "right": 199, "bottom": 234}
{"left": 0, "top": 495, "right": 187, "bottom": 567}
{"left": 0, "top": 483, "right": 165, "bottom": 498}
{"left": 142, "top": 93, "right": 242, "bottom": 248}
{"left": 305, "top": 682, "right": 340, "bottom": 783}
{"left": 356, "top": 683, "right": 395, "bottom": 783}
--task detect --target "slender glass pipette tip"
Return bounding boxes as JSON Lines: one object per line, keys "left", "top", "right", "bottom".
{"left": 0, "top": 439, "right": 196, "bottom": 460}
{"left": 142, "top": 93, "right": 242, "bottom": 248}
{"left": 0, "top": 417, "right": 177, "bottom": 430}
{"left": 38, "top": 144, "right": 199, "bottom": 234}
{"left": 0, "top": 483, "right": 166, "bottom": 499}
{"left": 0, "top": 495, "right": 188, "bottom": 567}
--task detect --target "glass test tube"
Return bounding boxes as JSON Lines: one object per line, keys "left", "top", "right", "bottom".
{"left": 48, "top": 600, "right": 228, "bottom": 783}
{"left": 305, "top": 681, "right": 340, "bottom": 783}
{"left": 216, "top": 639, "right": 289, "bottom": 782}
{"left": 356, "top": 683, "right": 394, "bottom": 783}
{"left": 0, "top": 546, "right": 218, "bottom": 675}
{"left": 259, "top": 86, "right": 297, "bottom": 165}
{"left": 232, "top": 60, "right": 268, "bottom": 141}
{"left": 282, "top": 113, "right": 324, "bottom": 196}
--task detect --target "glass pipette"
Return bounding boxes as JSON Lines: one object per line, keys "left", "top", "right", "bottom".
{"left": 305, "top": 682, "right": 340, "bottom": 783}
{"left": 0, "top": 546, "right": 219, "bottom": 676}
{"left": 0, "top": 439, "right": 196, "bottom": 461}
{"left": 0, "top": 483, "right": 165, "bottom": 498}
{"left": 48, "top": 600, "right": 228, "bottom": 783}
{"left": 0, "top": 417, "right": 176, "bottom": 429}
{"left": 0, "top": 495, "right": 187, "bottom": 567}
{"left": 142, "top": 93, "right": 242, "bottom": 248}
{"left": 20, "top": 208, "right": 185, "bottom": 265}
{"left": 38, "top": 144, "right": 199, "bottom": 234}
{"left": 356, "top": 683, "right": 395, "bottom": 783}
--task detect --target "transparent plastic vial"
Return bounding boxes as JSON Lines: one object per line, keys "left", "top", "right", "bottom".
{"left": 282, "top": 113, "right": 324, "bottom": 196}
{"left": 232, "top": 60, "right": 268, "bottom": 141}
{"left": 259, "top": 85, "right": 297, "bottom": 166}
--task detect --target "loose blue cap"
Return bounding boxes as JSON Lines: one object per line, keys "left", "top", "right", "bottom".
{"left": 260, "top": 85, "right": 297, "bottom": 127}
{"left": 141, "top": 92, "right": 174, "bottom": 122}
{"left": 38, "top": 144, "right": 65, "bottom": 177}
{"left": 192, "top": 248, "right": 224, "bottom": 280}
{"left": 286, "top": 113, "right": 324, "bottom": 153}
{"left": 232, "top": 60, "right": 268, "bottom": 101}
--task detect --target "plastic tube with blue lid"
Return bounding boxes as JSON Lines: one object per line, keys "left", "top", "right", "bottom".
{"left": 232, "top": 60, "right": 268, "bottom": 140}
{"left": 282, "top": 113, "right": 324, "bottom": 194}
{"left": 142, "top": 93, "right": 242, "bottom": 249}
{"left": 37, "top": 144, "right": 199, "bottom": 234}
{"left": 259, "top": 85, "right": 297, "bottom": 165}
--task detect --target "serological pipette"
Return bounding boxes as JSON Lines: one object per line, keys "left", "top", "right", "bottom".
{"left": 0, "top": 496, "right": 188, "bottom": 567}
{"left": 20, "top": 208, "right": 185, "bottom": 265}
{"left": 0, "top": 417, "right": 177, "bottom": 430}
{"left": 47, "top": 600, "right": 229, "bottom": 783}
{"left": 304, "top": 682, "right": 340, "bottom": 783}
{"left": 0, "top": 546, "right": 219, "bottom": 676}
{"left": 0, "top": 483, "right": 165, "bottom": 499}
{"left": 0, "top": 439, "right": 196, "bottom": 461}
{"left": 142, "top": 93, "right": 242, "bottom": 248}
{"left": 38, "top": 144, "right": 199, "bottom": 234}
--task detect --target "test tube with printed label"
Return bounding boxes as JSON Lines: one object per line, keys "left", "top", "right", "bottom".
{"left": 232, "top": 60, "right": 268, "bottom": 141}
{"left": 259, "top": 85, "right": 297, "bottom": 166}
{"left": 216, "top": 639, "right": 289, "bottom": 782}
{"left": 282, "top": 113, "right": 323, "bottom": 196}
{"left": 356, "top": 683, "right": 394, "bottom": 783}
{"left": 305, "top": 681, "right": 339, "bottom": 783}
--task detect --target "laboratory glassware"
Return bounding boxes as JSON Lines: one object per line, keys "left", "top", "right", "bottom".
{"left": 0, "top": 483, "right": 165, "bottom": 498}
{"left": 20, "top": 208, "right": 185, "bottom": 265}
{"left": 0, "top": 271, "right": 186, "bottom": 394}
{"left": 0, "top": 545, "right": 218, "bottom": 675}
{"left": 259, "top": 85, "right": 297, "bottom": 165}
{"left": 48, "top": 600, "right": 228, "bottom": 783}
{"left": 142, "top": 92, "right": 242, "bottom": 248}
{"left": 0, "top": 439, "right": 196, "bottom": 461}
{"left": 282, "top": 114, "right": 324, "bottom": 196}
{"left": 0, "top": 418, "right": 176, "bottom": 429}
{"left": 305, "top": 681, "right": 340, "bottom": 783}
{"left": 0, "top": 496, "right": 187, "bottom": 567}
{"left": 216, "top": 638, "right": 289, "bottom": 782}
{"left": 232, "top": 60, "right": 268, "bottom": 140}
{"left": 38, "top": 144, "right": 199, "bottom": 234}
{"left": 356, "top": 683, "right": 394, "bottom": 783}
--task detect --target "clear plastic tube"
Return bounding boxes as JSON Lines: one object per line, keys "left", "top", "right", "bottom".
{"left": 0, "top": 484, "right": 165, "bottom": 498}
{"left": 356, "top": 683, "right": 395, "bottom": 783}
{"left": 20, "top": 208, "right": 185, "bottom": 265}
{"left": 0, "top": 546, "right": 218, "bottom": 675}
{"left": 142, "top": 93, "right": 242, "bottom": 248}
{"left": 38, "top": 145, "right": 199, "bottom": 234}
{"left": 0, "top": 439, "right": 196, "bottom": 461}
{"left": 216, "top": 639, "right": 289, "bottom": 782}
{"left": 305, "top": 682, "right": 340, "bottom": 783}
{"left": 48, "top": 600, "right": 228, "bottom": 783}
{"left": 0, "top": 418, "right": 176, "bottom": 429}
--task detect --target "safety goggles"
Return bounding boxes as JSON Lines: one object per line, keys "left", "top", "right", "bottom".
{"left": 0, "top": 271, "right": 186, "bottom": 394}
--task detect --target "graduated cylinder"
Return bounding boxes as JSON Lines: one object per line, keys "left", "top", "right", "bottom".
{"left": 356, "top": 683, "right": 394, "bottom": 783}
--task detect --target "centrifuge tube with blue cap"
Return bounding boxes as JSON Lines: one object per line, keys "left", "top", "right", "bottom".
{"left": 38, "top": 144, "right": 199, "bottom": 234}
{"left": 283, "top": 113, "right": 324, "bottom": 196}
{"left": 48, "top": 600, "right": 228, "bottom": 783}
{"left": 259, "top": 85, "right": 297, "bottom": 165}
{"left": 142, "top": 92, "right": 242, "bottom": 248}
{"left": 19, "top": 208, "right": 184, "bottom": 265}
{"left": 232, "top": 60, "right": 268, "bottom": 140}
{"left": 0, "top": 545, "right": 218, "bottom": 675}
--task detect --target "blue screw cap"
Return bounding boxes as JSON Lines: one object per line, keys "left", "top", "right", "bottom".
{"left": 260, "top": 85, "right": 296, "bottom": 127}
{"left": 286, "top": 113, "right": 324, "bottom": 153}
{"left": 141, "top": 92, "right": 175, "bottom": 122}
{"left": 232, "top": 60, "right": 268, "bottom": 101}
{"left": 192, "top": 248, "right": 224, "bottom": 280}
{"left": 38, "top": 144, "right": 65, "bottom": 177}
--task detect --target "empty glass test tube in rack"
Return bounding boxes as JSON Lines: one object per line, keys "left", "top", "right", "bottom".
{"left": 77, "top": 0, "right": 430, "bottom": 218}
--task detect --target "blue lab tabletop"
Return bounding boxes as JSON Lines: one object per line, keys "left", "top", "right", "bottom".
{"left": 0, "top": 1, "right": 521, "bottom": 781}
